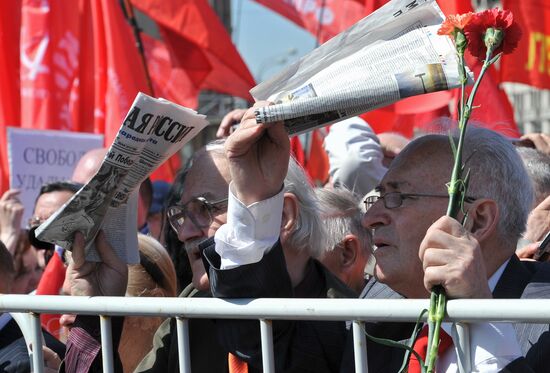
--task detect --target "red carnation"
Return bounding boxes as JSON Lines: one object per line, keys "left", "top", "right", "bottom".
{"left": 464, "top": 8, "right": 522, "bottom": 59}
{"left": 438, "top": 12, "right": 473, "bottom": 37}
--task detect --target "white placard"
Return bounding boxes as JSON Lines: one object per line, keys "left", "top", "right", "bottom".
{"left": 8, "top": 127, "right": 104, "bottom": 228}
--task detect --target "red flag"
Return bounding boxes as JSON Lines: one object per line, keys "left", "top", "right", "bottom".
{"left": 453, "top": 52, "right": 519, "bottom": 137}
{"left": 89, "top": 0, "right": 150, "bottom": 145}
{"left": 19, "top": 0, "right": 81, "bottom": 132}
{"left": 289, "top": 130, "right": 329, "bottom": 186}
{"left": 130, "top": 0, "right": 255, "bottom": 100}
{"left": 254, "top": 0, "right": 366, "bottom": 43}
{"left": 501, "top": 0, "right": 550, "bottom": 89}
{"left": 304, "top": 130, "right": 330, "bottom": 185}
{"left": 36, "top": 251, "right": 66, "bottom": 339}
{"left": 142, "top": 33, "right": 199, "bottom": 109}
{"left": 0, "top": 1, "right": 22, "bottom": 192}
{"left": 436, "top": 0, "right": 473, "bottom": 15}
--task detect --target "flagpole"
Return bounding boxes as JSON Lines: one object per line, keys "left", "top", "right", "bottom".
{"left": 119, "top": 0, "right": 155, "bottom": 96}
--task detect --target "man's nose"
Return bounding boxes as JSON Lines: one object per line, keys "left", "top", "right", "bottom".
{"left": 361, "top": 200, "right": 389, "bottom": 230}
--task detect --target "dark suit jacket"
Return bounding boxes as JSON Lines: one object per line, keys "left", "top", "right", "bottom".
{"left": 203, "top": 239, "right": 356, "bottom": 373}
{"left": 339, "top": 255, "right": 550, "bottom": 373}
{"left": 0, "top": 317, "right": 65, "bottom": 373}
{"left": 135, "top": 283, "right": 229, "bottom": 373}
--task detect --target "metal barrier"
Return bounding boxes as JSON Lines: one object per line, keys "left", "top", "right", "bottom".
{"left": 2, "top": 295, "right": 550, "bottom": 373}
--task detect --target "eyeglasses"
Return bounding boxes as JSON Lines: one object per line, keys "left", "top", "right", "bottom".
{"left": 364, "top": 191, "right": 476, "bottom": 210}
{"left": 167, "top": 196, "right": 228, "bottom": 233}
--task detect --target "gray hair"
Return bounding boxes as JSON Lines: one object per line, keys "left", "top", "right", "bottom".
{"left": 200, "top": 140, "right": 326, "bottom": 258}
{"left": 283, "top": 157, "right": 326, "bottom": 258}
{"left": 315, "top": 187, "right": 372, "bottom": 254}
{"left": 458, "top": 127, "right": 534, "bottom": 242}
{"left": 516, "top": 147, "right": 550, "bottom": 206}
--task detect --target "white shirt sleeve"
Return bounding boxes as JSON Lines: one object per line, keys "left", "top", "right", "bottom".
{"left": 214, "top": 183, "right": 284, "bottom": 269}
{"left": 324, "top": 117, "right": 387, "bottom": 196}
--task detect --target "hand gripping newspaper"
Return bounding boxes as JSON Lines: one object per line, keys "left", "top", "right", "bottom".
{"left": 252, "top": 0, "right": 473, "bottom": 135}
{"left": 35, "top": 93, "right": 208, "bottom": 263}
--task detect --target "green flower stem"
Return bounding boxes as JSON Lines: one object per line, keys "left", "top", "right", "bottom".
{"left": 425, "top": 44, "right": 495, "bottom": 373}
{"left": 426, "top": 287, "right": 446, "bottom": 372}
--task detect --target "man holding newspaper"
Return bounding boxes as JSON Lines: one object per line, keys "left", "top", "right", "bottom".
{"left": 40, "top": 1, "right": 550, "bottom": 372}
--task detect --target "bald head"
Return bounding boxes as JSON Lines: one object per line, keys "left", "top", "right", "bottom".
{"left": 391, "top": 128, "right": 533, "bottom": 242}
{"left": 72, "top": 148, "right": 108, "bottom": 183}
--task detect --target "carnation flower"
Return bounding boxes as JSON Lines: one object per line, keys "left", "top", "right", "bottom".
{"left": 464, "top": 8, "right": 522, "bottom": 59}
{"left": 437, "top": 12, "right": 473, "bottom": 37}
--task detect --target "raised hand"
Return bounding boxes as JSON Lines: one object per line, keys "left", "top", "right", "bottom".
{"left": 224, "top": 102, "right": 290, "bottom": 206}
{"left": 0, "top": 189, "right": 24, "bottom": 255}
{"left": 66, "top": 231, "right": 128, "bottom": 297}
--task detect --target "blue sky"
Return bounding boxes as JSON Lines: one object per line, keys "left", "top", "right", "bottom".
{"left": 231, "top": 0, "right": 316, "bottom": 83}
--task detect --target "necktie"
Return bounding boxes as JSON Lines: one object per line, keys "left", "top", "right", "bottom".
{"left": 408, "top": 325, "right": 453, "bottom": 373}
{"left": 228, "top": 352, "right": 248, "bottom": 373}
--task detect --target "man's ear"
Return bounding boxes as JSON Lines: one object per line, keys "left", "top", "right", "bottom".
{"left": 464, "top": 199, "right": 499, "bottom": 242}
{"left": 340, "top": 235, "right": 360, "bottom": 268}
{"left": 280, "top": 193, "right": 299, "bottom": 242}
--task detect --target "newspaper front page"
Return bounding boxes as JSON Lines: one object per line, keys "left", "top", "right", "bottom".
{"left": 251, "top": 0, "right": 472, "bottom": 135}
{"left": 35, "top": 93, "right": 208, "bottom": 263}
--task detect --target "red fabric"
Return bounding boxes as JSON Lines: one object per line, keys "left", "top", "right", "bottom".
{"left": 141, "top": 33, "right": 199, "bottom": 109}
{"left": 304, "top": 129, "right": 330, "bottom": 185}
{"left": 436, "top": 0, "right": 474, "bottom": 15}
{"left": 254, "top": 0, "right": 366, "bottom": 43}
{"left": 289, "top": 130, "right": 330, "bottom": 186}
{"left": 228, "top": 353, "right": 248, "bottom": 373}
{"left": 408, "top": 325, "right": 453, "bottom": 373}
{"left": 290, "top": 136, "right": 306, "bottom": 166}
{"left": 130, "top": 0, "right": 255, "bottom": 100}
{"left": 18, "top": 0, "right": 178, "bottom": 183}
{"left": 90, "top": 0, "right": 151, "bottom": 145}
{"left": 19, "top": 0, "right": 81, "bottom": 132}
{"left": 36, "top": 252, "right": 66, "bottom": 339}
{"left": 501, "top": 0, "right": 550, "bottom": 89}
{"left": 0, "top": 0, "right": 21, "bottom": 192}
{"left": 451, "top": 52, "right": 520, "bottom": 138}
{"left": 260, "top": 0, "right": 472, "bottom": 44}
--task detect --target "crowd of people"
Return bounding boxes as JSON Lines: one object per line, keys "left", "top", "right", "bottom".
{"left": 0, "top": 105, "right": 549, "bottom": 372}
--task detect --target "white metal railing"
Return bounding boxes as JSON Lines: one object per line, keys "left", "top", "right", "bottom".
{"left": 2, "top": 295, "right": 550, "bottom": 373}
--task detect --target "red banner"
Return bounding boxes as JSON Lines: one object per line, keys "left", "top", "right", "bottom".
{"left": 130, "top": 0, "right": 256, "bottom": 100}
{"left": 20, "top": 0, "right": 81, "bottom": 132}
{"left": 0, "top": 1, "right": 22, "bottom": 192}
{"left": 501, "top": 0, "right": 550, "bottom": 89}
{"left": 254, "top": 0, "right": 366, "bottom": 43}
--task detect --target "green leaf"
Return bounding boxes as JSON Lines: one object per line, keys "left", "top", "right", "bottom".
{"left": 398, "top": 309, "right": 429, "bottom": 373}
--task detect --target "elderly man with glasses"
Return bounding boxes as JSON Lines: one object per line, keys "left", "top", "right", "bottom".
{"left": 201, "top": 103, "right": 550, "bottom": 373}
{"left": 60, "top": 132, "right": 356, "bottom": 373}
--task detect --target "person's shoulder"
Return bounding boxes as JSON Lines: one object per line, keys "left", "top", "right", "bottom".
{"left": 359, "top": 277, "right": 404, "bottom": 300}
